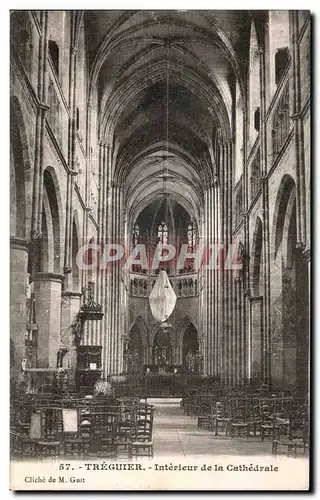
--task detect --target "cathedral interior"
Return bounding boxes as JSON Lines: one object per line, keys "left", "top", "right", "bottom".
{"left": 10, "top": 10, "right": 311, "bottom": 460}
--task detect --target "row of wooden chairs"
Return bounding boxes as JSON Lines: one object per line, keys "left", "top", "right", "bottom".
{"left": 11, "top": 400, "right": 155, "bottom": 460}
{"left": 182, "top": 389, "right": 309, "bottom": 456}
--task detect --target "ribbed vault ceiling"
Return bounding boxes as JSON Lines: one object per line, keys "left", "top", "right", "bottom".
{"left": 84, "top": 10, "right": 252, "bottom": 224}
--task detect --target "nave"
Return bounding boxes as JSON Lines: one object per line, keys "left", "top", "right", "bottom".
{"left": 10, "top": 12, "right": 311, "bottom": 477}
{"left": 10, "top": 388, "right": 309, "bottom": 461}
{"left": 152, "top": 399, "right": 271, "bottom": 458}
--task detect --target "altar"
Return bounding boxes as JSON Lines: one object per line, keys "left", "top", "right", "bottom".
{"left": 143, "top": 364, "right": 181, "bottom": 374}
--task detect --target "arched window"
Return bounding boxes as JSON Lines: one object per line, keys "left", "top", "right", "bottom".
{"left": 275, "top": 47, "right": 289, "bottom": 85}
{"left": 133, "top": 279, "right": 138, "bottom": 296}
{"left": 249, "top": 21, "right": 260, "bottom": 147}
{"left": 47, "top": 78, "right": 62, "bottom": 146}
{"left": 254, "top": 107, "right": 260, "bottom": 132}
{"left": 158, "top": 221, "right": 168, "bottom": 244}
{"left": 187, "top": 221, "right": 196, "bottom": 248}
{"left": 48, "top": 40, "right": 59, "bottom": 76}
{"left": 268, "top": 12, "right": 290, "bottom": 96}
{"left": 11, "top": 12, "right": 33, "bottom": 75}
{"left": 235, "top": 183, "right": 243, "bottom": 227}
{"left": 132, "top": 223, "right": 140, "bottom": 246}
{"left": 76, "top": 107, "right": 80, "bottom": 131}
{"left": 182, "top": 279, "right": 187, "bottom": 296}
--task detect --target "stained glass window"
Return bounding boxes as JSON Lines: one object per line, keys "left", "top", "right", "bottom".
{"left": 187, "top": 221, "right": 196, "bottom": 248}
{"left": 158, "top": 221, "right": 168, "bottom": 244}
{"left": 132, "top": 223, "right": 140, "bottom": 246}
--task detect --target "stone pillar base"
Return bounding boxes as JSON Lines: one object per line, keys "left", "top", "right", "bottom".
{"left": 60, "top": 291, "right": 82, "bottom": 389}
{"left": 10, "top": 237, "right": 29, "bottom": 377}
{"left": 32, "top": 272, "right": 64, "bottom": 368}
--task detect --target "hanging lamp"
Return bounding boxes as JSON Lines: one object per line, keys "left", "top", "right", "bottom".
{"left": 149, "top": 270, "right": 177, "bottom": 323}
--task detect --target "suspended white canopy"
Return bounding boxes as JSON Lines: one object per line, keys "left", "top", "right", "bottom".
{"left": 149, "top": 270, "right": 177, "bottom": 323}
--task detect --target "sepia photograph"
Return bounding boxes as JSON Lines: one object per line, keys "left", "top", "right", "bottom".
{"left": 9, "top": 9, "right": 310, "bottom": 491}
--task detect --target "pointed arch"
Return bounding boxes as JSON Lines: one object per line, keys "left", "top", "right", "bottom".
{"left": 176, "top": 315, "right": 197, "bottom": 346}
{"left": 250, "top": 216, "right": 263, "bottom": 295}
{"left": 72, "top": 210, "right": 81, "bottom": 291}
{"left": 41, "top": 167, "right": 65, "bottom": 273}
{"left": 271, "top": 174, "right": 296, "bottom": 262}
{"left": 129, "top": 315, "right": 148, "bottom": 349}
{"left": 248, "top": 20, "right": 261, "bottom": 147}
{"left": 10, "top": 96, "right": 32, "bottom": 239}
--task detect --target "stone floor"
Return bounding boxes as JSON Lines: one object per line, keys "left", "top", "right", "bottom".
{"left": 149, "top": 398, "right": 273, "bottom": 458}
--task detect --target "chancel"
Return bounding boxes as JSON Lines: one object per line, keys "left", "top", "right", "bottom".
{"left": 10, "top": 10, "right": 310, "bottom": 465}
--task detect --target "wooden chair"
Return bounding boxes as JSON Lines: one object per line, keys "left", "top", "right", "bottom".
{"left": 247, "top": 402, "right": 262, "bottom": 437}
{"left": 230, "top": 400, "right": 249, "bottom": 439}
{"left": 260, "top": 401, "right": 280, "bottom": 442}
{"left": 132, "top": 406, "right": 155, "bottom": 459}
{"left": 197, "top": 396, "right": 213, "bottom": 430}
{"left": 273, "top": 404, "right": 309, "bottom": 457}
{"left": 92, "top": 411, "right": 118, "bottom": 457}
{"left": 135, "top": 405, "right": 154, "bottom": 437}
{"left": 63, "top": 406, "right": 93, "bottom": 457}
{"left": 114, "top": 407, "right": 137, "bottom": 459}
{"left": 19, "top": 407, "right": 61, "bottom": 459}
{"left": 213, "top": 401, "right": 231, "bottom": 436}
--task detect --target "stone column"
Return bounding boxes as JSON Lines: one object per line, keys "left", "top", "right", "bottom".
{"left": 239, "top": 279, "right": 245, "bottom": 385}
{"left": 232, "top": 277, "right": 238, "bottom": 385}
{"left": 227, "top": 139, "right": 234, "bottom": 386}
{"left": 32, "top": 272, "right": 64, "bottom": 367}
{"left": 32, "top": 12, "right": 48, "bottom": 240}
{"left": 10, "top": 237, "right": 29, "bottom": 374}
{"left": 259, "top": 45, "right": 271, "bottom": 386}
{"left": 204, "top": 186, "right": 213, "bottom": 375}
{"left": 102, "top": 178, "right": 125, "bottom": 375}
{"left": 290, "top": 11, "right": 307, "bottom": 248}
{"left": 98, "top": 142, "right": 106, "bottom": 353}
{"left": 60, "top": 291, "right": 82, "bottom": 371}
{"left": 218, "top": 142, "right": 225, "bottom": 383}
{"left": 202, "top": 188, "right": 209, "bottom": 375}
{"left": 234, "top": 277, "right": 243, "bottom": 386}
{"left": 220, "top": 139, "right": 234, "bottom": 386}
{"left": 101, "top": 143, "right": 112, "bottom": 374}
{"left": 215, "top": 182, "right": 220, "bottom": 379}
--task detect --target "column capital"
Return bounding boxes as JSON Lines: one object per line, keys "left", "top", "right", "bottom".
{"left": 209, "top": 175, "right": 219, "bottom": 188}
{"left": 240, "top": 211, "right": 249, "bottom": 218}
{"left": 37, "top": 102, "right": 50, "bottom": 112}
{"left": 302, "top": 248, "right": 311, "bottom": 262}
{"left": 291, "top": 112, "right": 302, "bottom": 121}
{"left": 296, "top": 241, "right": 306, "bottom": 251}
{"left": 219, "top": 137, "right": 234, "bottom": 148}
{"left": 10, "top": 236, "right": 30, "bottom": 251}
{"left": 30, "top": 229, "right": 43, "bottom": 241}
{"left": 98, "top": 139, "right": 112, "bottom": 149}
{"left": 61, "top": 291, "right": 82, "bottom": 298}
{"left": 63, "top": 265, "right": 72, "bottom": 274}
{"left": 31, "top": 272, "right": 65, "bottom": 284}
